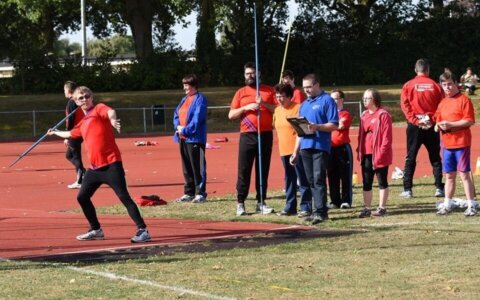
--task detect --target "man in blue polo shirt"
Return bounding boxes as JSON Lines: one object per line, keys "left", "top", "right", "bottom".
{"left": 291, "top": 73, "right": 338, "bottom": 224}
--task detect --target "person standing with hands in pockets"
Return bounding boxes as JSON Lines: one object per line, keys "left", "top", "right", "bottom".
{"left": 173, "top": 74, "right": 208, "bottom": 203}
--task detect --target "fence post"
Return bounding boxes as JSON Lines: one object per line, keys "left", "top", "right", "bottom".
{"left": 143, "top": 107, "right": 147, "bottom": 133}
{"left": 32, "top": 110, "right": 36, "bottom": 137}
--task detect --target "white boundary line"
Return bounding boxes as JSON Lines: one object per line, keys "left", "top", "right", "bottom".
{"left": 67, "top": 266, "right": 237, "bottom": 300}
{"left": 0, "top": 257, "right": 236, "bottom": 300}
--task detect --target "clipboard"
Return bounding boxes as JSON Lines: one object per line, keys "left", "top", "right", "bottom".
{"left": 286, "top": 116, "right": 314, "bottom": 136}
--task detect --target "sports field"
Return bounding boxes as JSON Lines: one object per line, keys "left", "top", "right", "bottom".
{"left": 2, "top": 124, "right": 480, "bottom": 298}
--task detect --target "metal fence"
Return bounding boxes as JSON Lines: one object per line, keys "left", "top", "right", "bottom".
{"left": 0, "top": 101, "right": 401, "bottom": 140}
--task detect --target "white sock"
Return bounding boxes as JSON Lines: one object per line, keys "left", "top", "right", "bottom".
{"left": 444, "top": 198, "right": 452, "bottom": 208}
{"left": 467, "top": 199, "right": 475, "bottom": 209}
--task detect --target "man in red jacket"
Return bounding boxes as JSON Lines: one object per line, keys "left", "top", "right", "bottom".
{"left": 400, "top": 58, "right": 444, "bottom": 199}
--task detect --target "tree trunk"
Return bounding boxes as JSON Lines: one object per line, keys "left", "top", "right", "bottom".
{"left": 125, "top": 0, "right": 154, "bottom": 59}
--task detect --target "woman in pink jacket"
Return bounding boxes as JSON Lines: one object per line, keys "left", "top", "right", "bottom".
{"left": 357, "top": 88, "right": 393, "bottom": 217}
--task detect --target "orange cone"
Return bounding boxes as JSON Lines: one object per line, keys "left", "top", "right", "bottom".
{"left": 475, "top": 157, "right": 480, "bottom": 176}
{"left": 352, "top": 172, "right": 359, "bottom": 185}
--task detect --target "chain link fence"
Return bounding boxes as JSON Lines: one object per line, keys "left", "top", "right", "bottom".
{"left": 0, "top": 101, "right": 401, "bottom": 140}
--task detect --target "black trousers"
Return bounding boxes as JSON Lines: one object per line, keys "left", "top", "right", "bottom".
{"left": 66, "top": 138, "right": 85, "bottom": 183}
{"left": 403, "top": 123, "right": 443, "bottom": 191}
{"left": 179, "top": 140, "right": 207, "bottom": 196}
{"left": 236, "top": 131, "right": 273, "bottom": 202}
{"left": 361, "top": 155, "right": 389, "bottom": 191}
{"left": 327, "top": 144, "right": 353, "bottom": 206}
{"left": 77, "top": 161, "right": 146, "bottom": 230}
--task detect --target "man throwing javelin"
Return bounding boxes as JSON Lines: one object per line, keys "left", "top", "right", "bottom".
{"left": 48, "top": 86, "right": 150, "bottom": 243}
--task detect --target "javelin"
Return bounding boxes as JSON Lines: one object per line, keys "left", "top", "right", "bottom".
{"left": 278, "top": 18, "right": 294, "bottom": 84}
{"left": 9, "top": 107, "right": 80, "bottom": 168}
{"left": 253, "top": 2, "right": 265, "bottom": 212}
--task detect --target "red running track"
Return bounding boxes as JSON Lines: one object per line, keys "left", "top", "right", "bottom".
{"left": 1, "top": 127, "right": 479, "bottom": 259}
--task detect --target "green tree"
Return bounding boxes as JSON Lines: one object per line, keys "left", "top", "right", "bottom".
{"left": 87, "top": 0, "right": 192, "bottom": 59}
{"left": 196, "top": 0, "right": 217, "bottom": 83}
{"left": 217, "top": 0, "right": 289, "bottom": 84}
{"left": 87, "top": 35, "right": 135, "bottom": 57}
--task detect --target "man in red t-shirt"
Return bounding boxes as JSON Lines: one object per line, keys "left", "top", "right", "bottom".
{"left": 228, "top": 62, "right": 277, "bottom": 216}
{"left": 400, "top": 58, "right": 444, "bottom": 199}
{"left": 48, "top": 86, "right": 150, "bottom": 243}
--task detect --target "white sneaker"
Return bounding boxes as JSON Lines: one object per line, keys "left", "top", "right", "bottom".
{"left": 464, "top": 207, "right": 477, "bottom": 217}
{"left": 255, "top": 203, "right": 274, "bottom": 214}
{"left": 340, "top": 203, "right": 351, "bottom": 209}
{"left": 176, "top": 194, "right": 194, "bottom": 202}
{"left": 436, "top": 206, "right": 452, "bottom": 216}
{"left": 327, "top": 203, "right": 339, "bottom": 209}
{"left": 131, "top": 228, "right": 151, "bottom": 243}
{"left": 236, "top": 203, "right": 247, "bottom": 216}
{"left": 191, "top": 194, "right": 206, "bottom": 203}
{"left": 399, "top": 190, "right": 413, "bottom": 198}
{"left": 435, "top": 188, "right": 445, "bottom": 197}
{"left": 76, "top": 228, "right": 104, "bottom": 241}
{"left": 68, "top": 182, "right": 82, "bottom": 189}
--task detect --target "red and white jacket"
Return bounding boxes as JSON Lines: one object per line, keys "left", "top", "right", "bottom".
{"left": 357, "top": 108, "right": 393, "bottom": 169}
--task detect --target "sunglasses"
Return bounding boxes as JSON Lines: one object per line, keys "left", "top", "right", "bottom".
{"left": 77, "top": 94, "right": 91, "bottom": 101}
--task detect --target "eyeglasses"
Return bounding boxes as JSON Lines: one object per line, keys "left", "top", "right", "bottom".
{"left": 77, "top": 94, "right": 91, "bottom": 101}
{"left": 362, "top": 97, "right": 373, "bottom": 101}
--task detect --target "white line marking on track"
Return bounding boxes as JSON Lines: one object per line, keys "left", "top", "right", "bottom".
{"left": 67, "top": 266, "right": 237, "bottom": 300}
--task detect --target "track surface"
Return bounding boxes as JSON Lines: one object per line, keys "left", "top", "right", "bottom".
{"left": 1, "top": 128, "right": 478, "bottom": 259}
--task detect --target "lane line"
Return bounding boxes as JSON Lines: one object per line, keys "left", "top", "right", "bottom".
{"left": 67, "top": 266, "right": 237, "bottom": 300}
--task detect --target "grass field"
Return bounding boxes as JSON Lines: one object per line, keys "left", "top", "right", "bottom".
{"left": 1, "top": 176, "right": 480, "bottom": 299}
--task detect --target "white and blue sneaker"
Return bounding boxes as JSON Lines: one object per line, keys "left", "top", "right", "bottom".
{"left": 191, "top": 194, "right": 206, "bottom": 203}
{"left": 131, "top": 228, "right": 151, "bottom": 243}
{"left": 76, "top": 228, "right": 104, "bottom": 241}
{"left": 464, "top": 207, "right": 477, "bottom": 217}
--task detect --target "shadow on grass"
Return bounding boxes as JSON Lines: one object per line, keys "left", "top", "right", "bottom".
{"left": 21, "top": 229, "right": 362, "bottom": 264}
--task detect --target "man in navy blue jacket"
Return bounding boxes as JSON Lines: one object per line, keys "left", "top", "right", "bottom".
{"left": 173, "top": 74, "right": 208, "bottom": 203}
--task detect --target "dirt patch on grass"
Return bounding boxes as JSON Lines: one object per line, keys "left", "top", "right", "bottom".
{"left": 23, "top": 229, "right": 362, "bottom": 264}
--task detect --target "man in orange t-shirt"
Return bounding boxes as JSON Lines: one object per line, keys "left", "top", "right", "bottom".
{"left": 228, "top": 62, "right": 277, "bottom": 216}
{"left": 434, "top": 72, "right": 476, "bottom": 216}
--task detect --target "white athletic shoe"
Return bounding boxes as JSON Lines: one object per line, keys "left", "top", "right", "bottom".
{"left": 236, "top": 203, "right": 247, "bottom": 216}
{"left": 399, "top": 190, "right": 413, "bottom": 199}
{"left": 255, "top": 203, "right": 274, "bottom": 214}
{"left": 191, "top": 194, "right": 206, "bottom": 203}
{"left": 68, "top": 182, "right": 82, "bottom": 189}
{"left": 340, "top": 203, "right": 351, "bottom": 209}
{"left": 464, "top": 207, "right": 477, "bottom": 217}
{"left": 131, "top": 228, "right": 151, "bottom": 243}
{"left": 76, "top": 228, "right": 104, "bottom": 241}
